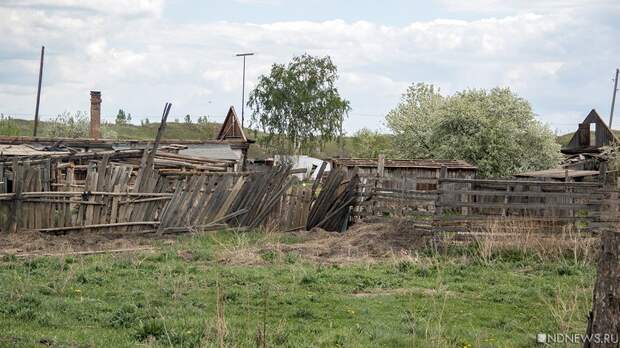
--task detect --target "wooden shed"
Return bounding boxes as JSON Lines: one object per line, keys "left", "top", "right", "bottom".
{"left": 330, "top": 158, "right": 477, "bottom": 190}
{"left": 561, "top": 109, "right": 618, "bottom": 155}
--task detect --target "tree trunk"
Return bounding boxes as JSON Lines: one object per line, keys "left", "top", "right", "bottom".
{"left": 585, "top": 229, "right": 620, "bottom": 348}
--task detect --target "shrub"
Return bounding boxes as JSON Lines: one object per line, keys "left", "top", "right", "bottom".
{"left": 0, "top": 114, "right": 20, "bottom": 136}
{"left": 46, "top": 111, "right": 89, "bottom": 138}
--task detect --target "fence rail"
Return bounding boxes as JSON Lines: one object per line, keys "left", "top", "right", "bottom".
{"left": 353, "top": 174, "right": 617, "bottom": 234}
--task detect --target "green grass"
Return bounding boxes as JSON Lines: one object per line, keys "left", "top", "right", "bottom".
{"left": 0, "top": 118, "right": 354, "bottom": 158}
{"left": 0, "top": 230, "right": 595, "bottom": 347}
{"left": 0, "top": 118, "right": 221, "bottom": 142}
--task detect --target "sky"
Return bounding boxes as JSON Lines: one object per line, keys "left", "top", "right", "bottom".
{"left": 0, "top": 0, "right": 618, "bottom": 134}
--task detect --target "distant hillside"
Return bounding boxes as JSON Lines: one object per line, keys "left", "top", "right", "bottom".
{"left": 556, "top": 132, "right": 573, "bottom": 146}
{"left": 0, "top": 118, "right": 220, "bottom": 141}
{"left": 555, "top": 129, "right": 620, "bottom": 147}
{"left": 0, "top": 117, "right": 357, "bottom": 158}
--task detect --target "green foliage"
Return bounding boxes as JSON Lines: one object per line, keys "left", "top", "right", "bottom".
{"left": 115, "top": 109, "right": 131, "bottom": 125}
{"left": 248, "top": 54, "right": 350, "bottom": 154}
{"left": 184, "top": 114, "right": 191, "bottom": 124}
{"left": 386, "top": 83, "right": 562, "bottom": 177}
{"left": 350, "top": 128, "right": 394, "bottom": 158}
{"left": 0, "top": 114, "right": 20, "bottom": 136}
{"left": 47, "top": 111, "right": 89, "bottom": 138}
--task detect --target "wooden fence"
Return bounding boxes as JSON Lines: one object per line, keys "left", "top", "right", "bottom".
{"left": 354, "top": 174, "right": 618, "bottom": 233}
{"left": 0, "top": 156, "right": 357, "bottom": 235}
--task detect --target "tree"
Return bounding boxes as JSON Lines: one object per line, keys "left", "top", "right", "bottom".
{"left": 350, "top": 128, "right": 394, "bottom": 158}
{"left": 184, "top": 114, "right": 192, "bottom": 124}
{"left": 248, "top": 54, "right": 350, "bottom": 154}
{"left": 197, "top": 116, "right": 208, "bottom": 125}
{"left": 386, "top": 83, "right": 562, "bottom": 177}
{"left": 115, "top": 109, "right": 127, "bottom": 125}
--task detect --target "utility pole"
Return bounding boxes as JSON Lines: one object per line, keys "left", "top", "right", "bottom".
{"left": 33, "top": 46, "right": 45, "bottom": 137}
{"left": 609, "top": 68, "right": 619, "bottom": 128}
{"left": 236, "top": 52, "right": 254, "bottom": 128}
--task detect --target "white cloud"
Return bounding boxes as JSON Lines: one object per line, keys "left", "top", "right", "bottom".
{"left": 439, "top": 0, "right": 615, "bottom": 14}
{"left": 2, "top": 0, "right": 164, "bottom": 17}
{"left": 0, "top": 1, "right": 617, "bottom": 132}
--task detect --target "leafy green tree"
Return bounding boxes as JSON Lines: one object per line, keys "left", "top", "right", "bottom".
{"left": 115, "top": 109, "right": 129, "bottom": 125}
{"left": 197, "top": 116, "right": 208, "bottom": 125}
{"left": 184, "top": 114, "right": 192, "bottom": 124}
{"left": 248, "top": 54, "right": 350, "bottom": 154}
{"left": 386, "top": 83, "right": 562, "bottom": 177}
{"left": 350, "top": 128, "right": 394, "bottom": 158}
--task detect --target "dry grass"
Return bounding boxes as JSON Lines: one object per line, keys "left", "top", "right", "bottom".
{"left": 472, "top": 218, "right": 598, "bottom": 264}
{"left": 222, "top": 221, "right": 433, "bottom": 265}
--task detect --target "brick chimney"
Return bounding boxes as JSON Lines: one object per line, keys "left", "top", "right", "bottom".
{"left": 90, "top": 91, "right": 101, "bottom": 139}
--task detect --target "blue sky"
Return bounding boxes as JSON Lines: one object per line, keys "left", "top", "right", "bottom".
{"left": 0, "top": 0, "right": 618, "bottom": 134}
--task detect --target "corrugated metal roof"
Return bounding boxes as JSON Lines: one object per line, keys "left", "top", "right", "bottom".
{"left": 331, "top": 158, "right": 477, "bottom": 170}
{"left": 179, "top": 143, "right": 240, "bottom": 161}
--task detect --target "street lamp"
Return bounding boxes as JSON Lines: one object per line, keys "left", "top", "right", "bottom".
{"left": 236, "top": 52, "right": 254, "bottom": 128}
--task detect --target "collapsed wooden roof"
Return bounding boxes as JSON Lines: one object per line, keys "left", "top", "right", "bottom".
{"left": 562, "top": 109, "right": 619, "bottom": 155}
{"left": 0, "top": 144, "right": 70, "bottom": 157}
{"left": 331, "top": 158, "right": 477, "bottom": 170}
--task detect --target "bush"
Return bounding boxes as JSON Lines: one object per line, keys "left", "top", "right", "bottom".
{"left": 0, "top": 114, "right": 20, "bottom": 136}
{"left": 46, "top": 111, "right": 89, "bottom": 138}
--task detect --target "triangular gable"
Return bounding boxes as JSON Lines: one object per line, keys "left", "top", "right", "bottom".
{"left": 563, "top": 109, "right": 618, "bottom": 153}
{"left": 216, "top": 106, "right": 247, "bottom": 142}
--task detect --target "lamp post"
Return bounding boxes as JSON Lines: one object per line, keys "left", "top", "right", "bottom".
{"left": 236, "top": 52, "right": 254, "bottom": 128}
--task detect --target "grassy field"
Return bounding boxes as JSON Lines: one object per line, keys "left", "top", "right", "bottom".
{"left": 0, "top": 227, "right": 595, "bottom": 348}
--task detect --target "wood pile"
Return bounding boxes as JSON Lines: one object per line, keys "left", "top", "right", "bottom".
{"left": 306, "top": 168, "right": 359, "bottom": 232}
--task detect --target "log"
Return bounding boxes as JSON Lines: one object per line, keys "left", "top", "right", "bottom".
{"left": 6, "top": 247, "right": 156, "bottom": 258}
{"left": 584, "top": 229, "right": 620, "bottom": 348}
{"left": 36, "top": 221, "right": 160, "bottom": 234}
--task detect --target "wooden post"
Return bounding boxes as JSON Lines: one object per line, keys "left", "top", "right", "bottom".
{"left": 146, "top": 102, "right": 172, "bottom": 169}
{"left": 377, "top": 154, "right": 385, "bottom": 183}
{"left": 600, "top": 161, "right": 608, "bottom": 186}
{"left": 566, "top": 169, "right": 574, "bottom": 220}
{"left": 9, "top": 159, "right": 22, "bottom": 233}
{"left": 436, "top": 165, "right": 447, "bottom": 216}
{"left": 33, "top": 46, "right": 44, "bottom": 137}
{"left": 584, "top": 229, "right": 620, "bottom": 348}
{"left": 375, "top": 154, "right": 385, "bottom": 218}
{"left": 502, "top": 184, "right": 510, "bottom": 217}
